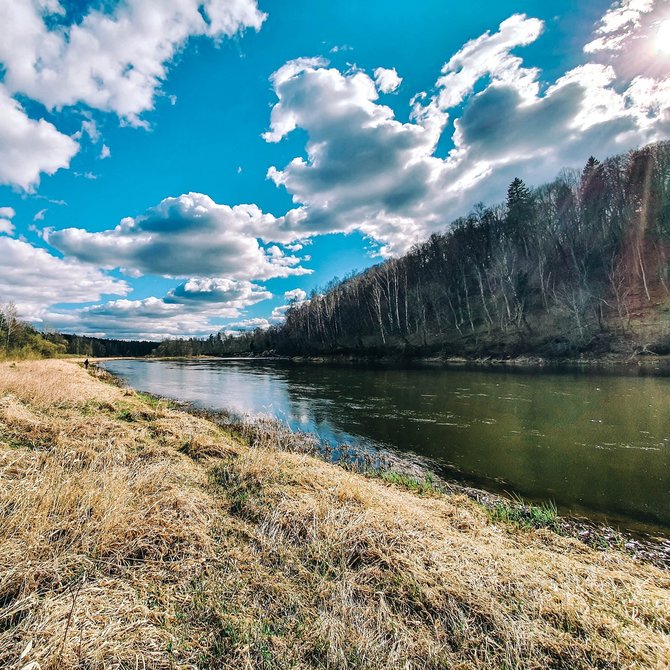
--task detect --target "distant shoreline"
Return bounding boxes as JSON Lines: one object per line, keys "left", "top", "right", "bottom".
{"left": 103, "top": 351, "right": 670, "bottom": 376}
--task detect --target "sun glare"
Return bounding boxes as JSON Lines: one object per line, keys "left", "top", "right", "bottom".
{"left": 658, "top": 19, "right": 670, "bottom": 54}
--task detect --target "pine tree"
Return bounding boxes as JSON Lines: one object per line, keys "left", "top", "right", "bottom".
{"left": 580, "top": 156, "right": 607, "bottom": 235}
{"left": 505, "top": 177, "right": 534, "bottom": 255}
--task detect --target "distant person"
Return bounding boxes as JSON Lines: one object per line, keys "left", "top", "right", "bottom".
{"left": 84, "top": 358, "right": 89, "bottom": 370}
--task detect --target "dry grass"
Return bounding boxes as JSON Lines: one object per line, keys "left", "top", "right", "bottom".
{"left": 0, "top": 360, "right": 226, "bottom": 668}
{"left": 1, "top": 360, "right": 669, "bottom": 669}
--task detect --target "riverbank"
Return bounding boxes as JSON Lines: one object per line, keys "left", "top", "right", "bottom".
{"left": 151, "top": 350, "right": 670, "bottom": 376}
{"left": 286, "top": 351, "right": 670, "bottom": 374}
{"left": 1, "top": 360, "right": 669, "bottom": 668}
{"left": 185, "top": 404, "right": 670, "bottom": 568}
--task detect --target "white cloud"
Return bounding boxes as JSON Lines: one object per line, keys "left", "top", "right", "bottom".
{"left": 46, "top": 192, "right": 312, "bottom": 280}
{"left": 0, "top": 207, "right": 16, "bottom": 219}
{"left": 264, "top": 59, "right": 445, "bottom": 249}
{"left": 263, "top": 57, "right": 330, "bottom": 143}
{"left": 0, "top": 0, "right": 266, "bottom": 125}
{"left": 0, "top": 237, "right": 129, "bottom": 322}
{"left": 164, "top": 277, "right": 272, "bottom": 309}
{"left": 46, "top": 297, "right": 206, "bottom": 340}
{"left": 268, "top": 287, "right": 309, "bottom": 323}
{"left": 44, "top": 277, "right": 272, "bottom": 340}
{"left": 0, "top": 84, "right": 79, "bottom": 191}
{"left": 584, "top": 0, "right": 655, "bottom": 53}
{"left": 224, "top": 317, "right": 272, "bottom": 332}
{"left": 434, "top": 14, "right": 544, "bottom": 109}
{"left": 100, "top": 144, "right": 111, "bottom": 160}
{"left": 262, "top": 10, "right": 670, "bottom": 255}
{"left": 0, "top": 0, "right": 265, "bottom": 189}
{"left": 0, "top": 220, "right": 14, "bottom": 236}
{"left": 374, "top": 67, "right": 402, "bottom": 93}
{"left": 270, "top": 304, "right": 290, "bottom": 321}
{"left": 74, "top": 119, "right": 100, "bottom": 144}
{"left": 284, "top": 288, "right": 307, "bottom": 302}
{"left": 33, "top": 209, "right": 47, "bottom": 222}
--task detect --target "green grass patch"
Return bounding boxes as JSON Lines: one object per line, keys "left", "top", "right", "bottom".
{"left": 136, "top": 391, "right": 175, "bottom": 410}
{"left": 487, "top": 496, "right": 558, "bottom": 530}
{"left": 375, "top": 469, "right": 440, "bottom": 495}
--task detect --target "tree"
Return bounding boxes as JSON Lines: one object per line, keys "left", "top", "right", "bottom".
{"left": 505, "top": 177, "right": 534, "bottom": 256}
{"left": 1, "top": 302, "right": 19, "bottom": 351}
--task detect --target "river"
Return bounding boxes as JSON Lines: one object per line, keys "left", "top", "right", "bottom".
{"left": 102, "top": 358, "right": 670, "bottom": 536}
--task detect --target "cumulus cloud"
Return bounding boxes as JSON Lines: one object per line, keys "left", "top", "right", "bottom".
{"left": 265, "top": 59, "right": 445, "bottom": 249}
{"left": 0, "top": 0, "right": 265, "bottom": 189}
{"left": 224, "top": 317, "right": 272, "bottom": 332}
{"left": 100, "top": 144, "right": 111, "bottom": 160}
{"left": 0, "top": 237, "right": 129, "bottom": 321}
{"left": 46, "top": 192, "right": 312, "bottom": 280}
{"left": 270, "top": 305, "right": 290, "bottom": 321}
{"left": 0, "top": 206, "right": 16, "bottom": 235}
{"left": 374, "top": 67, "right": 402, "bottom": 93}
{"left": 0, "top": 85, "right": 79, "bottom": 191}
{"left": 73, "top": 119, "right": 101, "bottom": 143}
{"left": 583, "top": 0, "right": 670, "bottom": 82}
{"left": 435, "top": 14, "right": 543, "bottom": 108}
{"left": 584, "top": 0, "right": 655, "bottom": 53}
{"left": 284, "top": 288, "right": 307, "bottom": 302}
{"left": 0, "top": 0, "right": 266, "bottom": 125}
{"left": 0, "top": 221, "right": 14, "bottom": 236}
{"left": 263, "top": 10, "right": 670, "bottom": 255}
{"left": 268, "top": 287, "right": 309, "bottom": 323}
{"left": 44, "top": 277, "right": 273, "bottom": 340}
{"left": 164, "top": 278, "right": 272, "bottom": 308}
{"left": 46, "top": 297, "right": 207, "bottom": 340}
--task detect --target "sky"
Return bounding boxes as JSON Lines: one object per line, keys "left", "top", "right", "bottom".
{"left": 1, "top": 0, "right": 670, "bottom": 340}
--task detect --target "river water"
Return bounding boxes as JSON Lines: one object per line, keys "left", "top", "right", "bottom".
{"left": 102, "top": 358, "right": 670, "bottom": 535}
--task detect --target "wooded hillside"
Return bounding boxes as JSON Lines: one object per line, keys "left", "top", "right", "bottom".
{"left": 258, "top": 141, "right": 670, "bottom": 358}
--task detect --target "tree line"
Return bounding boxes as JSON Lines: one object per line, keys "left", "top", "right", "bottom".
{"left": 49, "top": 334, "right": 157, "bottom": 358}
{"left": 0, "top": 305, "right": 156, "bottom": 359}
{"left": 7, "top": 141, "right": 670, "bottom": 360}
{"left": 169, "top": 141, "right": 670, "bottom": 359}
{"left": 0, "top": 302, "right": 67, "bottom": 358}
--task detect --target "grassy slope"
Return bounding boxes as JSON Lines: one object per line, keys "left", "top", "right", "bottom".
{"left": 0, "top": 360, "right": 669, "bottom": 669}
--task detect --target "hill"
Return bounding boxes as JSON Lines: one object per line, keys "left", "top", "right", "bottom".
{"left": 161, "top": 141, "right": 670, "bottom": 360}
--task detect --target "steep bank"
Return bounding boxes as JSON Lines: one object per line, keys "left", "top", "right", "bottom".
{"left": 153, "top": 142, "right": 670, "bottom": 362}
{"left": 1, "top": 360, "right": 669, "bottom": 668}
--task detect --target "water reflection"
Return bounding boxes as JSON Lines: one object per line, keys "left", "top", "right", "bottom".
{"left": 102, "top": 359, "right": 670, "bottom": 534}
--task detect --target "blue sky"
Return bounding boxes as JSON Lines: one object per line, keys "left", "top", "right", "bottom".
{"left": 1, "top": 0, "right": 670, "bottom": 339}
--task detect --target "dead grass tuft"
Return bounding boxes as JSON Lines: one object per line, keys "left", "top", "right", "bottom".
{"left": 184, "top": 435, "right": 670, "bottom": 669}
{"left": 0, "top": 360, "right": 222, "bottom": 668}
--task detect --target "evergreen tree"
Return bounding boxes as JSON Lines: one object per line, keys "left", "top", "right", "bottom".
{"left": 580, "top": 156, "right": 607, "bottom": 235}
{"left": 505, "top": 177, "right": 534, "bottom": 255}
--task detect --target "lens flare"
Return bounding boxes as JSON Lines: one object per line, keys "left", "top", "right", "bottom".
{"left": 658, "top": 19, "right": 670, "bottom": 53}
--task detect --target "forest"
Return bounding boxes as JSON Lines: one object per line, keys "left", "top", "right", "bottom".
{"left": 7, "top": 141, "right": 670, "bottom": 360}
{"left": 49, "top": 334, "right": 157, "bottom": 358}
{"left": 155, "top": 141, "right": 670, "bottom": 359}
